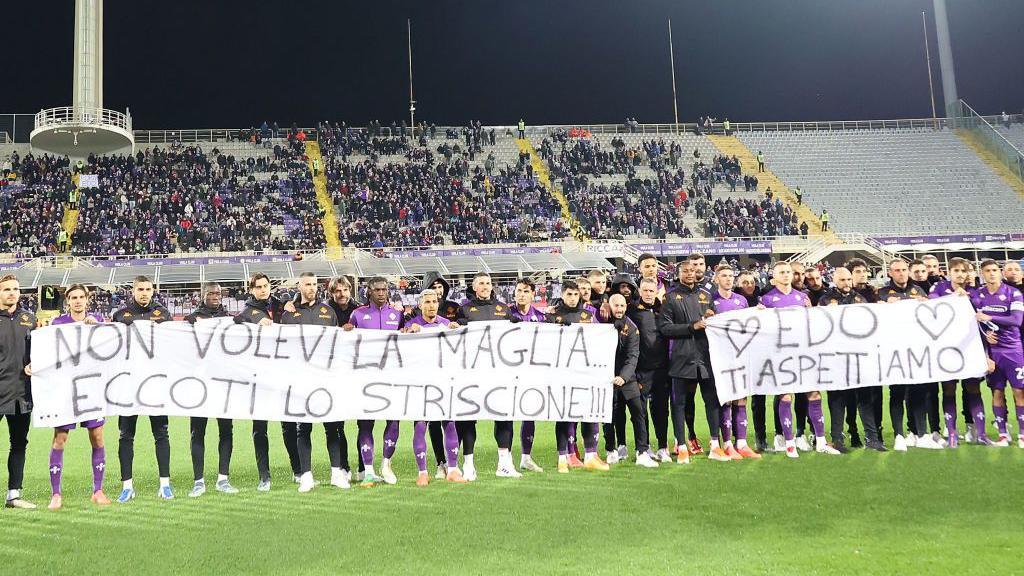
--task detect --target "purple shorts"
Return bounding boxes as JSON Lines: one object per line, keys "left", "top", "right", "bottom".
{"left": 986, "top": 353, "right": 1024, "bottom": 391}
{"left": 55, "top": 418, "right": 105, "bottom": 432}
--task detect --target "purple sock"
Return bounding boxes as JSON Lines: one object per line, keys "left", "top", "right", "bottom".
{"left": 735, "top": 405, "right": 748, "bottom": 442}
{"left": 994, "top": 405, "right": 1009, "bottom": 437}
{"left": 520, "top": 421, "right": 535, "bottom": 455}
{"left": 567, "top": 422, "right": 578, "bottom": 454}
{"left": 968, "top": 393, "right": 987, "bottom": 440}
{"left": 382, "top": 420, "right": 400, "bottom": 460}
{"left": 943, "top": 394, "right": 959, "bottom": 437}
{"left": 413, "top": 422, "right": 427, "bottom": 473}
{"left": 719, "top": 404, "right": 732, "bottom": 443}
{"left": 49, "top": 448, "right": 64, "bottom": 495}
{"left": 92, "top": 446, "right": 105, "bottom": 493}
{"left": 443, "top": 421, "right": 460, "bottom": 469}
{"left": 779, "top": 399, "right": 794, "bottom": 441}
{"left": 1016, "top": 404, "right": 1024, "bottom": 438}
{"left": 808, "top": 398, "right": 825, "bottom": 438}
{"left": 358, "top": 421, "right": 375, "bottom": 466}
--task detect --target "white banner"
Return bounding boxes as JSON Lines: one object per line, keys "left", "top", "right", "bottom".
{"left": 78, "top": 174, "right": 99, "bottom": 188}
{"left": 706, "top": 295, "right": 988, "bottom": 403}
{"left": 30, "top": 320, "right": 617, "bottom": 427}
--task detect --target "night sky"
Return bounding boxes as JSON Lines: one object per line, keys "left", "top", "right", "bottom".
{"left": 6, "top": 0, "right": 1024, "bottom": 129}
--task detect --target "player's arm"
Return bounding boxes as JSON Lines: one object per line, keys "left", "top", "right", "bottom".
{"left": 618, "top": 322, "right": 640, "bottom": 384}
{"left": 657, "top": 298, "right": 696, "bottom": 339}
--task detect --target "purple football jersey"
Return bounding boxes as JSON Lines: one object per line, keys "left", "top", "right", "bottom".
{"left": 928, "top": 280, "right": 961, "bottom": 299}
{"left": 405, "top": 314, "right": 451, "bottom": 332}
{"left": 509, "top": 305, "right": 546, "bottom": 323}
{"left": 713, "top": 290, "right": 749, "bottom": 313}
{"left": 970, "top": 283, "right": 1023, "bottom": 354}
{"left": 51, "top": 312, "right": 105, "bottom": 325}
{"left": 759, "top": 287, "right": 810, "bottom": 309}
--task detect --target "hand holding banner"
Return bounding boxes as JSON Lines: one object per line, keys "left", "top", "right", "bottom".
{"left": 705, "top": 295, "right": 988, "bottom": 403}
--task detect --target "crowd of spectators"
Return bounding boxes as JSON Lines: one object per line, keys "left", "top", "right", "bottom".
{"left": 548, "top": 135, "right": 801, "bottom": 240}
{"left": 70, "top": 137, "right": 323, "bottom": 256}
{"left": 0, "top": 152, "right": 70, "bottom": 257}
{"left": 326, "top": 158, "right": 568, "bottom": 247}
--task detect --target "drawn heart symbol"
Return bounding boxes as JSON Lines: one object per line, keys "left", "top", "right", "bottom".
{"left": 724, "top": 316, "right": 761, "bottom": 356}
{"left": 915, "top": 301, "right": 955, "bottom": 341}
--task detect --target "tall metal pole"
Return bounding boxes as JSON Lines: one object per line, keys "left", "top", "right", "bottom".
{"left": 932, "top": 0, "right": 958, "bottom": 119}
{"left": 922, "top": 12, "right": 938, "bottom": 125}
{"left": 407, "top": 19, "right": 416, "bottom": 134}
{"left": 668, "top": 18, "right": 680, "bottom": 134}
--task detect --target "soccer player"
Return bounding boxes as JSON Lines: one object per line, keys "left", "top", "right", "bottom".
{"left": 637, "top": 253, "right": 667, "bottom": 301}
{"left": 760, "top": 262, "right": 840, "bottom": 457}
{"left": 509, "top": 279, "right": 546, "bottom": 472}
{"left": 47, "top": 284, "right": 112, "bottom": 509}
{"left": 817, "top": 268, "right": 885, "bottom": 452}
{"left": 606, "top": 294, "right": 658, "bottom": 468}
{"left": 183, "top": 282, "right": 238, "bottom": 498}
{"left": 455, "top": 272, "right": 517, "bottom": 479}
{"left": 626, "top": 277, "right": 673, "bottom": 463}
{"left": 0, "top": 275, "right": 36, "bottom": 509}
{"left": 235, "top": 272, "right": 295, "bottom": 491}
{"left": 344, "top": 276, "right": 406, "bottom": 485}
{"left": 877, "top": 259, "right": 940, "bottom": 450}
{"left": 929, "top": 258, "right": 977, "bottom": 448}
{"left": 419, "top": 272, "right": 461, "bottom": 478}
{"left": 551, "top": 281, "right": 607, "bottom": 472}
{"left": 113, "top": 276, "right": 174, "bottom": 501}
{"left": 972, "top": 260, "right": 1024, "bottom": 448}
{"left": 282, "top": 273, "right": 340, "bottom": 492}
{"left": 403, "top": 289, "right": 467, "bottom": 484}
{"left": 711, "top": 265, "right": 761, "bottom": 459}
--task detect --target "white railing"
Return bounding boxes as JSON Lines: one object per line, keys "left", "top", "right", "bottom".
{"left": 127, "top": 114, "right": 1024, "bottom": 145}
{"left": 0, "top": 131, "right": 12, "bottom": 144}
{"left": 34, "top": 106, "right": 133, "bottom": 133}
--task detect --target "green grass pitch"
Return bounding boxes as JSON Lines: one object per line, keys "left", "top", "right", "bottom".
{"left": 1, "top": 390, "right": 1020, "bottom": 575}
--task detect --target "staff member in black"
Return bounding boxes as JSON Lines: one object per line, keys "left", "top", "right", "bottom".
{"left": 627, "top": 277, "right": 672, "bottom": 463}
{"left": 606, "top": 294, "right": 659, "bottom": 468}
{"left": 184, "top": 282, "right": 237, "bottom": 497}
{"left": 281, "top": 272, "right": 340, "bottom": 493}
{"left": 877, "top": 259, "right": 940, "bottom": 451}
{"left": 0, "top": 274, "right": 36, "bottom": 509}
{"left": 235, "top": 272, "right": 296, "bottom": 491}
{"left": 327, "top": 275, "right": 359, "bottom": 479}
{"left": 327, "top": 275, "right": 361, "bottom": 326}
{"left": 113, "top": 276, "right": 173, "bottom": 502}
{"left": 456, "top": 271, "right": 514, "bottom": 480}
{"left": 847, "top": 258, "right": 881, "bottom": 441}
{"left": 658, "top": 260, "right": 719, "bottom": 464}
{"left": 818, "top": 268, "right": 885, "bottom": 452}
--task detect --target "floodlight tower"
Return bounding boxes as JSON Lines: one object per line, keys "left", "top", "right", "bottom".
{"left": 30, "top": 0, "right": 133, "bottom": 156}
{"left": 932, "top": 0, "right": 959, "bottom": 117}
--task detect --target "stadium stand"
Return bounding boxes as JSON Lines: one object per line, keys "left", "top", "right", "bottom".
{"left": 738, "top": 127, "right": 1024, "bottom": 235}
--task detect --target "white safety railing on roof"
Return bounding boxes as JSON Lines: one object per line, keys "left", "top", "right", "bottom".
{"left": 128, "top": 114, "right": 1023, "bottom": 145}
{"left": 34, "top": 107, "right": 133, "bottom": 133}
